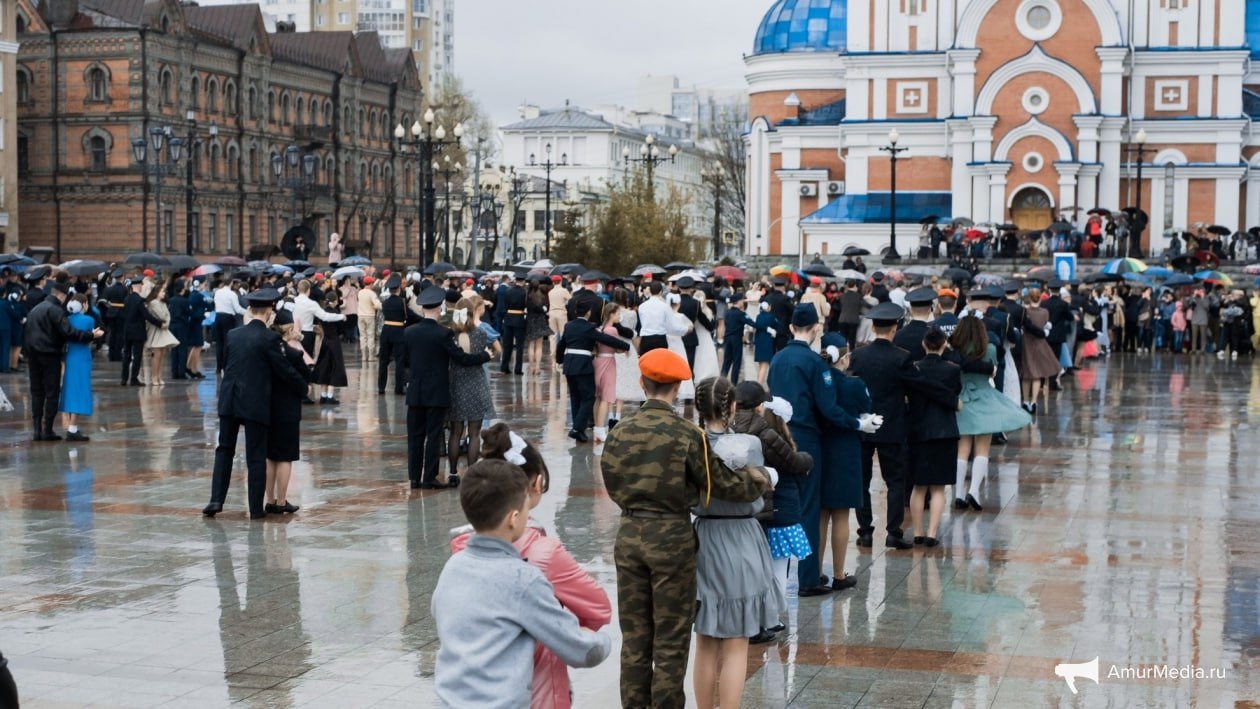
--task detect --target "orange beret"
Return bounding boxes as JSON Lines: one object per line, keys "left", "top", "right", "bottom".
{"left": 313, "top": 272, "right": 324, "bottom": 280}
{"left": 362, "top": 276, "right": 375, "bottom": 285}
{"left": 639, "top": 348, "right": 691, "bottom": 384}
{"left": 937, "top": 288, "right": 957, "bottom": 298}
{"left": 381, "top": 269, "right": 391, "bottom": 277}
{"left": 143, "top": 269, "right": 154, "bottom": 277}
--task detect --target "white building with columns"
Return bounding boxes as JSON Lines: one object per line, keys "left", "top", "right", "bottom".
{"left": 745, "top": 0, "right": 1260, "bottom": 258}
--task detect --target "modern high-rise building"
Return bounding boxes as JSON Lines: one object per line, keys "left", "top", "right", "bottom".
{"left": 0, "top": 0, "right": 17, "bottom": 253}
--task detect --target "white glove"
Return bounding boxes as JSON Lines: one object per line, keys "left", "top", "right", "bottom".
{"left": 764, "top": 466, "right": 779, "bottom": 488}
{"left": 858, "top": 413, "right": 884, "bottom": 434}
{"left": 767, "top": 327, "right": 777, "bottom": 338}
{"left": 1043, "top": 323, "right": 1052, "bottom": 337}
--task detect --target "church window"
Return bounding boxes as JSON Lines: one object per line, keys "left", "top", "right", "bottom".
{"left": 88, "top": 67, "right": 109, "bottom": 102}
{"left": 1023, "top": 152, "right": 1044, "bottom": 174}
{"left": 1027, "top": 6, "right": 1051, "bottom": 29}
{"left": 89, "top": 136, "right": 108, "bottom": 172}
{"left": 1015, "top": 0, "right": 1062, "bottom": 41}
{"left": 16, "top": 68, "right": 31, "bottom": 105}
{"left": 1022, "top": 87, "right": 1050, "bottom": 115}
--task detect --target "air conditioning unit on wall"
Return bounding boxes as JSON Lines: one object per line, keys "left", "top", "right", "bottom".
{"left": 799, "top": 184, "right": 818, "bottom": 196}
{"left": 826, "top": 181, "right": 845, "bottom": 196}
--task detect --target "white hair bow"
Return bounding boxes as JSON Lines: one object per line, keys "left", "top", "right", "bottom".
{"left": 765, "top": 396, "right": 794, "bottom": 422}
{"left": 67, "top": 299, "right": 84, "bottom": 314}
{"left": 505, "top": 432, "right": 528, "bottom": 466}
{"left": 759, "top": 301, "right": 771, "bottom": 312}
{"left": 825, "top": 345, "right": 841, "bottom": 363}
{"left": 452, "top": 308, "right": 469, "bottom": 326}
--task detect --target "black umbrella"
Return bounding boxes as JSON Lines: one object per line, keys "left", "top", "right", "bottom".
{"left": 1205, "top": 224, "right": 1231, "bottom": 236}
{"left": 1170, "top": 254, "right": 1200, "bottom": 272}
{"left": 165, "top": 254, "right": 200, "bottom": 271}
{"left": 1162, "top": 273, "right": 1198, "bottom": 288}
{"left": 551, "top": 263, "right": 585, "bottom": 276}
{"left": 124, "top": 252, "right": 171, "bottom": 267}
{"left": 842, "top": 246, "right": 871, "bottom": 256}
{"left": 1087, "top": 207, "right": 1112, "bottom": 216}
{"left": 942, "top": 267, "right": 973, "bottom": 283}
{"left": 1083, "top": 272, "right": 1124, "bottom": 284}
{"left": 580, "top": 270, "right": 612, "bottom": 282}
{"left": 1048, "top": 221, "right": 1074, "bottom": 233}
{"left": 1026, "top": 266, "right": 1056, "bottom": 282}
{"left": 284, "top": 260, "right": 312, "bottom": 270}
{"left": 802, "top": 263, "right": 835, "bottom": 277}
{"left": 664, "top": 261, "right": 693, "bottom": 271}
{"left": 0, "top": 253, "right": 29, "bottom": 266}
{"left": 423, "top": 261, "right": 456, "bottom": 275}
{"left": 918, "top": 214, "right": 940, "bottom": 225}
{"left": 59, "top": 260, "right": 110, "bottom": 278}
{"left": 951, "top": 217, "right": 975, "bottom": 227}
{"left": 1249, "top": 226, "right": 1260, "bottom": 238}
{"left": 280, "top": 225, "right": 315, "bottom": 260}
{"left": 997, "top": 223, "right": 1019, "bottom": 231}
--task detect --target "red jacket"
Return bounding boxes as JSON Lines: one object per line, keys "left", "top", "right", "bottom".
{"left": 450, "top": 521, "right": 611, "bottom": 709}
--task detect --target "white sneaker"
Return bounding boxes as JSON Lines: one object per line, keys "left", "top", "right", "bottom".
{"left": 1217, "top": 351, "right": 1226, "bottom": 359}
{"left": 1232, "top": 351, "right": 1239, "bottom": 360}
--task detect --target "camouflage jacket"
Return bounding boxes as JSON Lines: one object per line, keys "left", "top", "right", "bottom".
{"left": 601, "top": 400, "right": 766, "bottom": 514}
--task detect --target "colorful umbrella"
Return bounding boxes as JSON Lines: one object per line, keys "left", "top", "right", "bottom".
{"left": 1100, "top": 257, "right": 1147, "bottom": 275}
{"left": 1194, "top": 270, "right": 1233, "bottom": 286}
{"left": 769, "top": 265, "right": 793, "bottom": 277}
{"left": 1244, "top": 263, "right": 1260, "bottom": 275}
{"left": 974, "top": 273, "right": 1006, "bottom": 286}
{"left": 1162, "top": 273, "right": 1198, "bottom": 288}
{"left": 191, "top": 264, "right": 222, "bottom": 277}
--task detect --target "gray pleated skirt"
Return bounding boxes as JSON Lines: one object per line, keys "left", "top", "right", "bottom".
{"left": 693, "top": 498, "right": 787, "bottom": 639}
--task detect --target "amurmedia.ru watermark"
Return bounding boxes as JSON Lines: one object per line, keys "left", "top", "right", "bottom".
{"left": 1054, "top": 657, "right": 1228, "bottom": 694}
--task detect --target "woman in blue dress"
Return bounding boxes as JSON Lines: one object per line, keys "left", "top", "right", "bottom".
{"left": 818, "top": 332, "right": 870, "bottom": 591}
{"left": 59, "top": 294, "right": 96, "bottom": 442}
{"left": 752, "top": 298, "right": 778, "bottom": 385}
{"left": 184, "top": 280, "right": 209, "bottom": 379}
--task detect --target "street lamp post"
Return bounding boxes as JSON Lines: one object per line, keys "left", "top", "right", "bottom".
{"left": 271, "top": 145, "right": 318, "bottom": 234}
{"left": 506, "top": 166, "right": 530, "bottom": 264}
{"left": 622, "top": 133, "right": 678, "bottom": 200}
{"left": 182, "top": 110, "right": 218, "bottom": 255}
{"left": 1127, "top": 128, "right": 1153, "bottom": 258}
{"left": 435, "top": 155, "right": 462, "bottom": 262}
{"left": 528, "top": 143, "right": 567, "bottom": 259}
{"left": 702, "top": 162, "right": 725, "bottom": 261}
{"left": 394, "top": 109, "right": 463, "bottom": 270}
{"left": 132, "top": 126, "right": 183, "bottom": 254}
{"left": 879, "top": 128, "right": 908, "bottom": 262}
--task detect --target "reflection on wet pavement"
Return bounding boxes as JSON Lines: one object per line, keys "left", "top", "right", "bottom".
{"left": 1, "top": 352, "right": 1257, "bottom": 707}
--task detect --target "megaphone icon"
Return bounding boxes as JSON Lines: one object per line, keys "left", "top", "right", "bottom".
{"left": 1054, "top": 657, "right": 1100, "bottom": 694}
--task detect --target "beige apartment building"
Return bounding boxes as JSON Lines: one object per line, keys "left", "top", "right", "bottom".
{"left": 0, "top": 0, "right": 18, "bottom": 253}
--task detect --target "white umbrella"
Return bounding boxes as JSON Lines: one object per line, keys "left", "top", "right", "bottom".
{"left": 331, "top": 266, "right": 365, "bottom": 280}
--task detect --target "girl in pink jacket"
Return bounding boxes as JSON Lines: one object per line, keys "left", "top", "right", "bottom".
{"left": 450, "top": 423, "right": 612, "bottom": 709}
{"left": 1171, "top": 301, "right": 1188, "bottom": 353}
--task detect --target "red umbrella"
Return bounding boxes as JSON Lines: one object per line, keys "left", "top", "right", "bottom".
{"left": 712, "top": 265, "right": 747, "bottom": 281}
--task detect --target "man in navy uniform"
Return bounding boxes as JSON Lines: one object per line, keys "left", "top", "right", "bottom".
{"left": 556, "top": 299, "right": 629, "bottom": 442}
{"left": 405, "top": 285, "right": 493, "bottom": 488}
{"left": 101, "top": 269, "right": 128, "bottom": 361}
{"left": 203, "top": 289, "right": 309, "bottom": 519}
{"left": 769, "top": 303, "right": 881, "bottom": 596}
{"left": 500, "top": 273, "right": 528, "bottom": 375}
{"left": 848, "top": 302, "right": 954, "bottom": 549}
{"left": 377, "top": 275, "right": 418, "bottom": 395}
{"left": 675, "top": 276, "right": 712, "bottom": 370}
{"left": 762, "top": 276, "right": 793, "bottom": 352}
{"left": 720, "top": 291, "right": 755, "bottom": 383}
{"left": 893, "top": 286, "right": 937, "bottom": 362}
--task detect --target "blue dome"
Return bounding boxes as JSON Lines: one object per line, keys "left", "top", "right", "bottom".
{"left": 753, "top": 0, "right": 847, "bottom": 55}
{"left": 1249, "top": 0, "right": 1260, "bottom": 57}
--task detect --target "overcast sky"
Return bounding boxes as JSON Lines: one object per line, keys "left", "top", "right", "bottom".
{"left": 454, "top": 0, "right": 769, "bottom": 129}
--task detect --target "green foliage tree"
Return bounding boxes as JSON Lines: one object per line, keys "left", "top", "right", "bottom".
{"left": 584, "top": 170, "right": 701, "bottom": 276}
{"left": 551, "top": 207, "right": 592, "bottom": 267}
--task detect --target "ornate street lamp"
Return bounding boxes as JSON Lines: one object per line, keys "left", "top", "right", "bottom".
{"left": 879, "top": 128, "right": 908, "bottom": 262}
{"left": 529, "top": 143, "right": 567, "bottom": 259}
{"left": 395, "top": 109, "right": 463, "bottom": 269}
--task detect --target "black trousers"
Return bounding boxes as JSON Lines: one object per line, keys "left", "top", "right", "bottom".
{"left": 408, "top": 405, "right": 447, "bottom": 484}
{"left": 171, "top": 342, "right": 188, "bottom": 378}
{"left": 838, "top": 322, "right": 859, "bottom": 348}
{"left": 106, "top": 316, "right": 124, "bottom": 361}
{"left": 0, "top": 656, "right": 16, "bottom": 709}
{"left": 638, "top": 334, "right": 668, "bottom": 355}
{"left": 566, "top": 373, "right": 596, "bottom": 433}
{"left": 682, "top": 338, "right": 697, "bottom": 371}
{"left": 28, "top": 351, "right": 62, "bottom": 430}
{"left": 209, "top": 415, "right": 269, "bottom": 516}
{"left": 213, "top": 314, "right": 235, "bottom": 373}
{"left": 378, "top": 335, "right": 406, "bottom": 393}
{"left": 720, "top": 339, "right": 743, "bottom": 382}
{"left": 856, "top": 442, "right": 907, "bottom": 537}
{"left": 501, "top": 324, "right": 525, "bottom": 373}
{"left": 121, "top": 337, "right": 146, "bottom": 383}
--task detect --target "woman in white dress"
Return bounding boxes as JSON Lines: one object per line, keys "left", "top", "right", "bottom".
{"left": 612, "top": 288, "right": 644, "bottom": 423}
{"left": 665, "top": 293, "right": 696, "bottom": 400}
{"left": 691, "top": 293, "right": 721, "bottom": 383}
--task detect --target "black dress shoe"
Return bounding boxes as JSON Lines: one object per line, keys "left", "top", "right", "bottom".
{"left": 418, "top": 482, "right": 445, "bottom": 490}
{"left": 966, "top": 494, "right": 983, "bottom": 511}
{"left": 264, "top": 503, "right": 281, "bottom": 514}
{"left": 798, "top": 586, "right": 832, "bottom": 597}
{"left": 249, "top": 511, "right": 268, "bottom": 520}
{"left": 447, "top": 475, "right": 460, "bottom": 488}
{"left": 749, "top": 629, "right": 776, "bottom": 644}
{"left": 43, "top": 430, "right": 62, "bottom": 441}
{"left": 129, "top": 380, "right": 143, "bottom": 387}
{"left": 202, "top": 502, "right": 224, "bottom": 517}
{"left": 409, "top": 481, "right": 422, "bottom": 489}
{"left": 568, "top": 429, "right": 589, "bottom": 443}
{"left": 818, "top": 575, "right": 830, "bottom": 587}
{"left": 323, "top": 397, "right": 341, "bottom": 405}
{"left": 856, "top": 535, "right": 873, "bottom": 548}
{"left": 278, "top": 501, "right": 300, "bottom": 513}
{"left": 831, "top": 575, "right": 858, "bottom": 591}
{"left": 66, "top": 431, "right": 90, "bottom": 442}
{"left": 302, "top": 397, "right": 315, "bottom": 405}
{"left": 378, "top": 390, "right": 386, "bottom": 395}
{"left": 954, "top": 498, "right": 969, "bottom": 510}
{"left": 885, "top": 535, "right": 913, "bottom": 550}
{"left": 913, "top": 536, "right": 925, "bottom": 545}
{"left": 32, "top": 430, "right": 45, "bottom": 442}
{"left": 923, "top": 537, "right": 941, "bottom": 547}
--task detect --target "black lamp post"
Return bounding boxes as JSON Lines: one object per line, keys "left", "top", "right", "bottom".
{"left": 879, "top": 128, "right": 908, "bottom": 262}
{"left": 435, "top": 154, "right": 462, "bottom": 262}
{"left": 1127, "top": 128, "right": 1153, "bottom": 258}
{"left": 701, "top": 162, "right": 725, "bottom": 261}
{"left": 132, "top": 126, "right": 183, "bottom": 254}
{"left": 182, "top": 109, "right": 218, "bottom": 255}
{"left": 506, "top": 166, "right": 530, "bottom": 264}
{"left": 271, "top": 145, "right": 318, "bottom": 230}
{"left": 528, "top": 143, "right": 567, "bottom": 259}
{"left": 394, "top": 108, "right": 463, "bottom": 270}
{"left": 622, "top": 133, "right": 678, "bottom": 200}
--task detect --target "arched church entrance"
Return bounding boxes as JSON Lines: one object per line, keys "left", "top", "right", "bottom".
{"left": 1010, "top": 187, "right": 1053, "bottom": 231}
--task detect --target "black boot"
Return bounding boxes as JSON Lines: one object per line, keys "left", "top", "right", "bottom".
{"left": 42, "top": 419, "right": 62, "bottom": 442}
{"left": 32, "top": 420, "right": 45, "bottom": 442}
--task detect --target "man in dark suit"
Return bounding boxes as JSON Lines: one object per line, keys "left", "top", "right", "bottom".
{"left": 869, "top": 272, "right": 890, "bottom": 303}
{"left": 675, "top": 276, "right": 712, "bottom": 370}
{"left": 848, "top": 302, "right": 954, "bottom": 550}
{"left": 101, "top": 270, "right": 128, "bottom": 361}
{"left": 567, "top": 275, "right": 603, "bottom": 325}
{"left": 406, "top": 286, "right": 492, "bottom": 488}
{"left": 1043, "top": 280, "right": 1075, "bottom": 385}
{"left": 120, "top": 279, "right": 164, "bottom": 386}
{"left": 893, "top": 287, "right": 936, "bottom": 362}
{"left": 762, "top": 276, "right": 793, "bottom": 352}
{"left": 557, "top": 299, "right": 629, "bottom": 442}
{"left": 377, "top": 275, "right": 418, "bottom": 395}
{"left": 203, "top": 289, "right": 309, "bottom": 519}
{"left": 499, "top": 273, "right": 528, "bottom": 375}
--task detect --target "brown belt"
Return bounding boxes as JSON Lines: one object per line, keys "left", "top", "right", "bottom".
{"left": 621, "top": 510, "right": 689, "bottom": 520}
{"left": 108, "top": 302, "right": 125, "bottom": 308}
{"left": 507, "top": 309, "right": 525, "bottom": 315}
{"left": 383, "top": 321, "right": 405, "bottom": 326}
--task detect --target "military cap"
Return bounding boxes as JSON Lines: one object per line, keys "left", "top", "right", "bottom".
{"left": 771, "top": 275, "right": 788, "bottom": 286}
{"left": 25, "top": 265, "right": 50, "bottom": 281}
{"left": 1003, "top": 280, "right": 1022, "bottom": 293}
{"left": 639, "top": 348, "right": 692, "bottom": 384}
{"left": 791, "top": 303, "right": 819, "bottom": 327}
{"left": 111, "top": 268, "right": 125, "bottom": 278}
{"left": 729, "top": 291, "right": 746, "bottom": 304}
{"left": 385, "top": 274, "right": 402, "bottom": 290}
{"left": 820, "top": 332, "right": 848, "bottom": 351}
{"left": 418, "top": 285, "right": 447, "bottom": 307}
{"left": 968, "top": 285, "right": 996, "bottom": 301}
{"left": 676, "top": 275, "right": 696, "bottom": 289}
{"left": 51, "top": 281, "right": 71, "bottom": 295}
{"left": 868, "top": 302, "right": 905, "bottom": 326}
{"left": 905, "top": 286, "right": 938, "bottom": 305}
{"left": 0, "top": 266, "right": 10, "bottom": 274}
{"left": 244, "top": 288, "right": 282, "bottom": 307}
{"left": 1046, "top": 278, "right": 1065, "bottom": 289}
{"left": 272, "top": 308, "right": 295, "bottom": 326}
{"left": 982, "top": 284, "right": 1005, "bottom": 300}
{"left": 870, "top": 271, "right": 885, "bottom": 282}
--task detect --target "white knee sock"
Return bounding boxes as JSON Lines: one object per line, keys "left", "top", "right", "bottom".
{"left": 772, "top": 557, "right": 789, "bottom": 599}
{"left": 969, "top": 456, "right": 988, "bottom": 498}
{"left": 955, "top": 459, "right": 968, "bottom": 499}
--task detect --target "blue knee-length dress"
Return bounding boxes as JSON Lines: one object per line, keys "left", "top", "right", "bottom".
{"left": 59, "top": 312, "right": 95, "bottom": 416}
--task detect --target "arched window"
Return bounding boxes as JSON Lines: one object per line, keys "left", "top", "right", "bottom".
{"left": 343, "top": 105, "right": 351, "bottom": 133}
{"left": 310, "top": 98, "right": 321, "bottom": 126}
{"left": 87, "top": 67, "right": 109, "bottom": 102}
{"left": 227, "top": 144, "right": 239, "bottom": 180}
{"left": 324, "top": 102, "right": 333, "bottom": 127}
{"left": 280, "top": 93, "right": 290, "bottom": 125}
{"left": 17, "top": 134, "right": 30, "bottom": 176}
{"left": 357, "top": 107, "right": 365, "bottom": 136}
{"left": 269, "top": 151, "right": 279, "bottom": 184}
{"left": 16, "top": 68, "right": 31, "bottom": 105}
{"left": 369, "top": 109, "right": 378, "bottom": 139}
{"left": 295, "top": 96, "right": 305, "bottom": 126}
{"left": 16, "top": 11, "right": 28, "bottom": 33}
{"left": 89, "top": 136, "right": 107, "bottom": 172}
{"left": 207, "top": 77, "right": 219, "bottom": 113}
{"left": 210, "top": 143, "right": 221, "bottom": 179}
{"left": 268, "top": 91, "right": 276, "bottom": 122}
{"left": 160, "top": 68, "right": 174, "bottom": 105}
{"left": 381, "top": 112, "right": 390, "bottom": 139}
{"left": 189, "top": 75, "right": 200, "bottom": 108}
{"left": 324, "top": 156, "right": 335, "bottom": 186}
{"left": 246, "top": 86, "right": 256, "bottom": 119}
{"left": 225, "top": 81, "right": 237, "bottom": 113}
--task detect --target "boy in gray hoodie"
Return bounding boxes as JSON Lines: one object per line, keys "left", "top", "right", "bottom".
{"left": 431, "top": 459, "right": 611, "bottom": 708}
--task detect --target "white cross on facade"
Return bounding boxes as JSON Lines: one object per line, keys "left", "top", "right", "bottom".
{"left": 1164, "top": 88, "right": 1180, "bottom": 103}
{"left": 905, "top": 91, "right": 920, "bottom": 105}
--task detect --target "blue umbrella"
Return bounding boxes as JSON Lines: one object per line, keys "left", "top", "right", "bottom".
{"left": 1143, "top": 266, "right": 1173, "bottom": 279}
{"left": 1122, "top": 272, "right": 1155, "bottom": 287}
{"left": 339, "top": 255, "right": 372, "bottom": 267}
{"left": 1163, "top": 273, "right": 1198, "bottom": 288}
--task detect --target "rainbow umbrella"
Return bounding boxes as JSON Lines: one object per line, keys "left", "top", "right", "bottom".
{"left": 1194, "top": 270, "right": 1233, "bottom": 286}
{"left": 1100, "top": 257, "right": 1147, "bottom": 275}
{"left": 769, "top": 265, "right": 792, "bottom": 277}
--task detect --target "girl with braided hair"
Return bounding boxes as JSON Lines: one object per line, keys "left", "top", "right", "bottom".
{"left": 691, "top": 376, "right": 784, "bottom": 709}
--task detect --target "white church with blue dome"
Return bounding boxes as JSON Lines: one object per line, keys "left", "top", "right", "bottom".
{"left": 745, "top": 0, "right": 1260, "bottom": 258}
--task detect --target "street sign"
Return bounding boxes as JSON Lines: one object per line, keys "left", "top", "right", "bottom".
{"left": 1053, "top": 252, "right": 1076, "bottom": 282}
